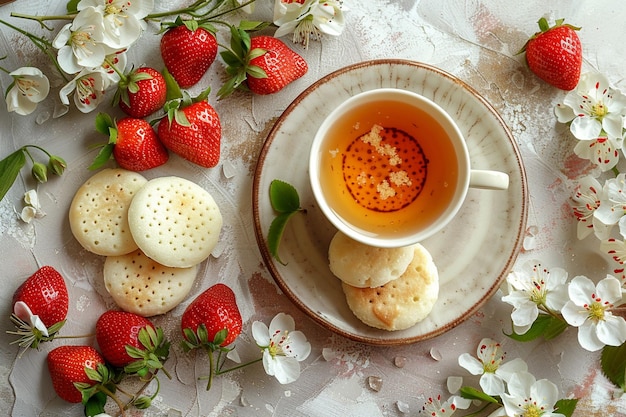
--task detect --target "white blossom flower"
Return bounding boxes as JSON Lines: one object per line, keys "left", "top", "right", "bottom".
{"left": 570, "top": 175, "right": 612, "bottom": 240}
{"left": 59, "top": 68, "right": 111, "bottom": 113}
{"left": 52, "top": 6, "right": 109, "bottom": 74}
{"left": 502, "top": 262, "right": 569, "bottom": 334}
{"left": 421, "top": 394, "right": 471, "bottom": 416}
{"left": 600, "top": 238, "right": 626, "bottom": 284}
{"left": 561, "top": 275, "right": 626, "bottom": 351}
{"left": 501, "top": 372, "right": 565, "bottom": 417}
{"left": 573, "top": 136, "right": 622, "bottom": 171}
{"left": 274, "top": 0, "right": 347, "bottom": 48}
{"left": 78, "top": 0, "right": 154, "bottom": 49}
{"left": 5, "top": 67, "right": 50, "bottom": 115}
{"left": 458, "top": 338, "right": 527, "bottom": 396}
{"left": 252, "top": 312, "right": 311, "bottom": 384}
{"left": 593, "top": 173, "right": 626, "bottom": 230}
{"left": 554, "top": 72, "right": 626, "bottom": 140}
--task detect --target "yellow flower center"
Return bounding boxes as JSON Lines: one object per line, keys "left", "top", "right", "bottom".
{"left": 523, "top": 404, "right": 542, "bottom": 417}
{"left": 587, "top": 301, "right": 606, "bottom": 321}
{"left": 592, "top": 102, "right": 608, "bottom": 119}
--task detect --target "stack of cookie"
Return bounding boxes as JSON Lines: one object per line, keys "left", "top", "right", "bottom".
{"left": 69, "top": 169, "right": 222, "bottom": 317}
{"left": 328, "top": 232, "right": 439, "bottom": 331}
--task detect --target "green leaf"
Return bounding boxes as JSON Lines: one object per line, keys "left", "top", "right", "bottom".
{"left": 554, "top": 398, "right": 578, "bottom": 417}
{"left": 0, "top": 149, "right": 26, "bottom": 202}
{"left": 94, "top": 112, "right": 114, "bottom": 135}
{"left": 88, "top": 143, "right": 114, "bottom": 171}
{"left": 163, "top": 67, "right": 183, "bottom": 101}
{"left": 601, "top": 342, "right": 626, "bottom": 391}
{"left": 238, "top": 20, "right": 270, "bottom": 32}
{"left": 270, "top": 179, "right": 301, "bottom": 213}
{"left": 505, "top": 314, "right": 567, "bottom": 342}
{"left": 459, "top": 386, "right": 500, "bottom": 404}
{"left": 246, "top": 64, "right": 267, "bottom": 79}
{"left": 268, "top": 211, "right": 298, "bottom": 265}
{"left": 83, "top": 391, "right": 107, "bottom": 416}
{"left": 66, "top": 0, "right": 80, "bottom": 13}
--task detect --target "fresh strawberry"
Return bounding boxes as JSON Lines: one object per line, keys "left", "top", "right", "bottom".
{"left": 160, "top": 18, "right": 218, "bottom": 89}
{"left": 157, "top": 95, "right": 221, "bottom": 168}
{"left": 47, "top": 345, "right": 107, "bottom": 403}
{"left": 9, "top": 265, "right": 68, "bottom": 348}
{"left": 96, "top": 310, "right": 170, "bottom": 377}
{"left": 181, "top": 283, "right": 242, "bottom": 349}
{"left": 519, "top": 17, "right": 582, "bottom": 90}
{"left": 90, "top": 113, "right": 169, "bottom": 172}
{"left": 218, "top": 27, "right": 308, "bottom": 98}
{"left": 115, "top": 67, "right": 167, "bottom": 118}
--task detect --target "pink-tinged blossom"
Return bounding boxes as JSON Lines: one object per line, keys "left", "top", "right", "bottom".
{"left": 561, "top": 275, "right": 626, "bottom": 351}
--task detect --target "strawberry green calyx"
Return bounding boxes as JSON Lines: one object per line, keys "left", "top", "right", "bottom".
{"left": 161, "top": 67, "right": 212, "bottom": 128}
{"left": 181, "top": 326, "right": 232, "bottom": 390}
{"left": 123, "top": 326, "right": 171, "bottom": 379}
{"left": 89, "top": 113, "right": 118, "bottom": 170}
{"left": 217, "top": 25, "right": 268, "bottom": 99}
{"left": 517, "top": 17, "right": 581, "bottom": 54}
{"left": 113, "top": 68, "right": 155, "bottom": 108}
{"left": 160, "top": 15, "right": 217, "bottom": 35}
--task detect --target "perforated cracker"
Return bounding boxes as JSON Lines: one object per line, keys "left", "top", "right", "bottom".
{"left": 328, "top": 231, "right": 414, "bottom": 288}
{"left": 104, "top": 249, "right": 198, "bottom": 317}
{"left": 342, "top": 244, "right": 439, "bottom": 331}
{"left": 128, "top": 176, "right": 223, "bottom": 268}
{"left": 69, "top": 168, "right": 147, "bottom": 256}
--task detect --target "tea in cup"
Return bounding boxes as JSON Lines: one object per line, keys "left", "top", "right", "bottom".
{"left": 309, "top": 88, "right": 508, "bottom": 248}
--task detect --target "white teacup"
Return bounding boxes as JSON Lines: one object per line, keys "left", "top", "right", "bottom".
{"left": 309, "top": 88, "right": 509, "bottom": 248}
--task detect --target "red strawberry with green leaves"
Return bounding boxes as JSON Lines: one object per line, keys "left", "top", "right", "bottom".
{"left": 519, "top": 17, "right": 582, "bottom": 90}
{"left": 9, "top": 265, "right": 68, "bottom": 349}
{"left": 160, "top": 18, "right": 218, "bottom": 89}
{"left": 181, "top": 283, "right": 242, "bottom": 350}
{"left": 47, "top": 345, "right": 107, "bottom": 404}
{"left": 96, "top": 310, "right": 170, "bottom": 378}
{"left": 90, "top": 113, "right": 169, "bottom": 171}
{"left": 218, "top": 26, "right": 308, "bottom": 98}
{"left": 115, "top": 67, "right": 167, "bottom": 118}
{"left": 157, "top": 78, "right": 221, "bottom": 168}
{"left": 180, "top": 283, "right": 242, "bottom": 390}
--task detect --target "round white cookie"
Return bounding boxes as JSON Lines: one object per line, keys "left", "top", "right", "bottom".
{"left": 69, "top": 168, "right": 147, "bottom": 256}
{"left": 104, "top": 249, "right": 198, "bottom": 317}
{"left": 342, "top": 244, "right": 439, "bottom": 331}
{"left": 128, "top": 176, "right": 222, "bottom": 268}
{"left": 328, "top": 231, "right": 415, "bottom": 288}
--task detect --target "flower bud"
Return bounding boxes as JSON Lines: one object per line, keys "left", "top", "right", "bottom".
{"left": 133, "top": 396, "right": 152, "bottom": 409}
{"left": 31, "top": 162, "right": 48, "bottom": 183}
{"left": 48, "top": 155, "right": 67, "bottom": 176}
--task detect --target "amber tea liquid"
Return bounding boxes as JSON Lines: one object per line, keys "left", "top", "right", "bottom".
{"left": 318, "top": 99, "right": 460, "bottom": 238}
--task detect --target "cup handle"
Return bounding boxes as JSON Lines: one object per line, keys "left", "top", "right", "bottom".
{"left": 469, "top": 169, "right": 509, "bottom": 190}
